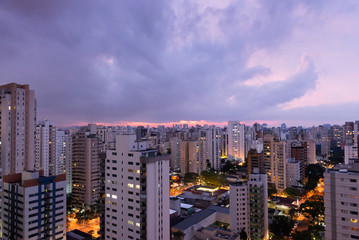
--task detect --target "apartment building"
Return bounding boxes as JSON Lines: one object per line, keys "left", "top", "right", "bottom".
{"left": 104, "top": 135, "right": 170, "bottom": 240}
{"left": 324, "top": 166, "right": 359, "bottom": 240}
{"left": 1, "top": 171, "right": 66, "bottom": 240}
{"left": 230, "top": 169, "right": 268, "bottom": 240}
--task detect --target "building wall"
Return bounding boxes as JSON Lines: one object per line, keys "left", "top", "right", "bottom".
{"left": 228, "top": 121, "right": 245, "bottom": 162}
{"left": 325, "top": 170, "right": 359, "bottom": 240}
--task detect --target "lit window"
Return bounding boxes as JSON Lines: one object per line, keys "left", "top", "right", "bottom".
{"left": 128, "top": 220, "right": 134, "bottom": 225}
{"left": 136, "top": 185, "right": 140, "bottom": 189}
{"left": 112, "top": 195, "right": 117, "bottom": 199}
{"left": 128, "top": 184, "right": 134, "bottom": 188}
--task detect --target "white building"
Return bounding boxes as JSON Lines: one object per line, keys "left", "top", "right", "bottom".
{"left": 324, "top": 166, "right": 359, "bottom": 240}
{"left": 105, "top": 135, "right": 170, "bottom": 240}
{"left": 272, "top": 141, "right": 287, "bottom": 192}
{"left": 1, "top": 171, "right": 66, "bottom": 240}
{"left": 0, "top": 83, "right": 36, "bottom": 176}
{"left": 230, "top": 169, "right": 268, "bottom": 239}
{"left": 205, "top": 126, "right": 221, "bottom": 170}
{"left": 65, "top": 130, "right": 73, "bottom": 194}
{"left": 286, "top": 158, "right": 302, "bottom": 187}
{"left": 344, "top": 145, "right": 358, "bottom": 164}
{"left": 228, "top": 121, "right": 245, "bottom": 162}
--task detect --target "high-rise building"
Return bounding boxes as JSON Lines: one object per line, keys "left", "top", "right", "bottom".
{"left": 247, "top": 148, "right": 264, "bottom": 176}
{"left": 228, "top": 121, "right": 245, "bottom": 162}
{"left": 1, "top": 170, "right": 66, "bottom": 240}
{"left": 230, "top": 169, "right": 268, "bottom": 239}
{"left": 344, "top": 145, "right": 358, "bottom": 164}
{"left": 286, "top": 158, "right": 302, "bottom": 187}
{"left": 263, "top": 135, "right": 274, "bottom": 182}
{"left": 332, "top": 125, "right": 344, "bottom": 148}
{"left": 35, "top": 121, "right": 65, "bottom": 176}
{"left": 344, "top": 122, "right": 355, "bottom": 146}
{"left": 170, "top": 137, "right": 181, "bottom": 172}
{"left": 205, "top": 126, "right": 221, "bottom": 170}
{"left": 0, "top": 83, "right": 36, "bottom": 176}
{"left": 72, "top": 126, "right": 103, "bottom": 206}
{"left": 324, "top": 166, "right": 359, "bottom": 240}
{"left": 104, "top": 135, "right": 170, "bottom": 240}
{"left": 221, "top": 130, "right": 228, "bottom": 158}
{"left": 272, "top": 141, "right": 287, "bottom": 192}
{"left": 65, "top": 130, "right": 73, "bottom": 195}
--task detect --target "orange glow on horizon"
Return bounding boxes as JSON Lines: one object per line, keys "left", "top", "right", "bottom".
{"left": 61, "top": 120, "right": 279, "bottom": 128}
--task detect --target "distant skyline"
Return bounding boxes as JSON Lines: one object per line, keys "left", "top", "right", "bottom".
{"left": 1, "top": 1, "right": 359, "bottom": 126}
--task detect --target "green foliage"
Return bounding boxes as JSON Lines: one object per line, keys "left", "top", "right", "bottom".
{"left": 299, "top": 199, "right": 324, "bottom": 224}
{"left": 184, "top": 172, "right": 199, "bottom": 184}
{"left": 173, "top": 231, "right": 185, "bottom": 240}
{"left": 240, "top": 228, "right": 248, "bottom": 240}
{"left": 269, "top": 215, "right": 294, "bottom": 239}
{"left": 268, "top": 184, "right": 277, "bottom": 200}
{"left": 306, "top": 164, "right": 324, "bottom": 182}
{"left": 291, "top": 230, "right": 312, "bottom": 240}
{"left": 304, "top": 180, "right": 318, "bottom": 192}
{"left": 220, "top": 160, "right": 238, "bottom": 174}
{"left": 200, "top": 170, "right": 227, "bottom": 187}
{"left": 284, "top": 187, "right": 301, "bottom": 197}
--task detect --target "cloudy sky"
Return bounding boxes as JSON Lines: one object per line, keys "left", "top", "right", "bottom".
{"left": 1, "top": 0, "right": 359, "bottom": 127}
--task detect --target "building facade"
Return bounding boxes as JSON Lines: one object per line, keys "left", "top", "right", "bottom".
{"left": 104, "top": 135, "right": 170, "bottom": 240}
{"left": 1, "top": 171, "right": 66, "bottom": 240}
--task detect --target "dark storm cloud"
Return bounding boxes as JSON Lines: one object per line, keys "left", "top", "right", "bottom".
{"left": 0, "top": 0, "right": 325, "bottom": 125}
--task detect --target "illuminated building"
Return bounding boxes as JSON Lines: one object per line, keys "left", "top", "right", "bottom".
{"left": 325, "top": 166, "right": 359, "bottom": 240}
{"left": 71, "top": 125, "right": 102, "bottom": 206}
{"left": 230, "top": 169, "right": 268, "bottom": 239}
{"left": 104, "top": 135, "right": 170, "bottom": 240}
{"left": 1, "top": 171, "right": 66, "bottom": 240}
{"left": 228, "top": 121, "right": 245, "bottom": 162}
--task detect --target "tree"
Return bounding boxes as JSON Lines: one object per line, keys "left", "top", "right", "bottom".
{"left": 291, "top": 230, "right": 312, "bottom": 240}
{"left": 269, "top": 215, "right": 294, "bottom": 239}
{"left": 299, "top": 199, "right": 324, "bottom": 224}
{"left": 240, "top": 229, "right": 248, "bottom": 240}
{"left": 173, "top": 231, "right": 184, "bottom": 240}
{"left": 268, "top": 184, "right": 277, "bottom": 200}
{"left": 284, "top": 187, "right": 301, "bottom": 198}
{"left": 306, "top": 164, "right": 324, "bottom": 182}
{"left": 304, "top": 180, "right": 318, "bottom": 192}
{"left": 221, "top": 160, "right": 236, "bottom": 174}
{"left": 200, "top": 170, "right": 227, "bottom": 187}
{"left": 184, "top": 173, "right": 199, "bottom": 184}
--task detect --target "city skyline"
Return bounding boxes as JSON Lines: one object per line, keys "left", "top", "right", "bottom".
{"left": 1, "top": 1, "right": 359, "bottom": 126}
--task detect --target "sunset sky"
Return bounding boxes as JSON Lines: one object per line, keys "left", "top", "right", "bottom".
{"left": 1, "top": 0, "right": 359, "bottom": 127}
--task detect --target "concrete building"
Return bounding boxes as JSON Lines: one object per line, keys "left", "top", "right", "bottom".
{"left": 205, "top": 127, "right": 221, "bottom": 170}
{"left": 263, "top": 135, "right": 274, "bottom": 183}
{"left": 35, "top": 121, "right": 65, "bottom": 176}
{"left": 324, "top": 166, "right": 359, "bottom": 240}
{"left": 230, "top": 170, "right": 268, "bottom": 239}
{"left": 286, "top": 158, "right": 302, "bottom": 187}
{"left": 1, "top": 171, "right": 66, "bottom": 240}
{"left": 170, "top": 137, "right": 181, "bottom": 172}
{"left": 345, "top": 145, "right": 358, "bottom": 164}
{"left": 272, "top": 141, "right": 287, "bottom": 192}
{"left": 65, "top": 130, "right": 73, "bottom": 194}
{"left": 72, "top": 126, "right": 102, "bottom": 206}
{"left": 172, "top": 205, "right": 233, "bottom": 240}
{"left": 0, "top": 83, "right": 36, "bottom": 176}
{"left": 247, "top": 148, "right": 264, "bottom": 176}
{"left": 104, "top": 135, "right": 170, "bottom": 240}
{"left": 228, "top": 121, "right": 245, "bottom": 162}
